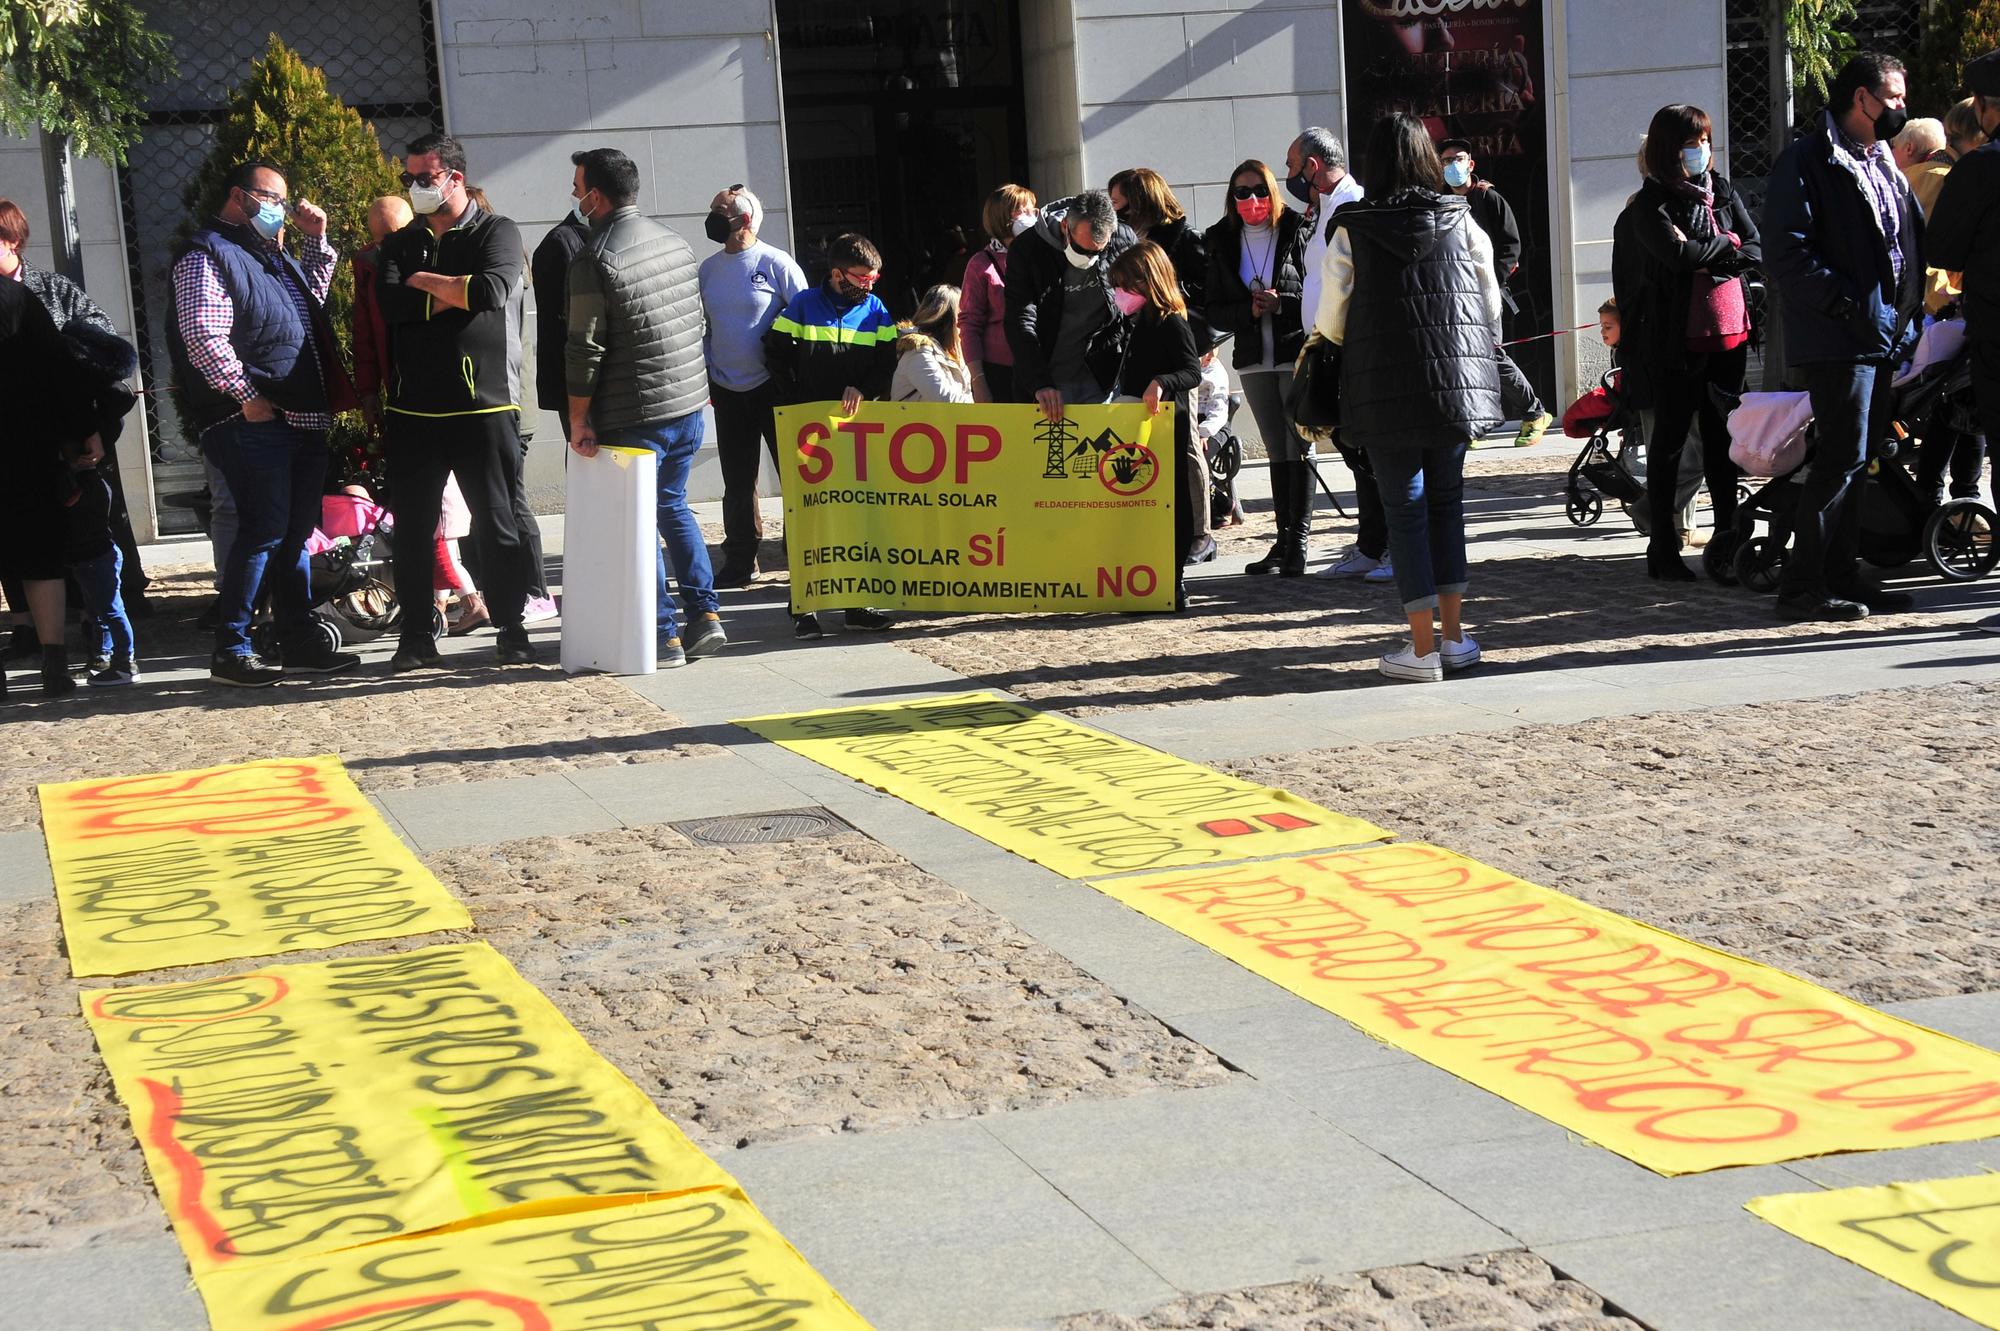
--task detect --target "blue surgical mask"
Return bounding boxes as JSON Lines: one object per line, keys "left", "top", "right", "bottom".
{"left": 1681, "top": 143, "right": 1712, "bottom": 178}
{"left": 570, "top": 200, "right": 589, "bottom": 226}
{"left": 1442, "top": 160, "right": 1472, "bottom": 189}
{"left": 249, "top": 199, "right": 285, "bottom": 240}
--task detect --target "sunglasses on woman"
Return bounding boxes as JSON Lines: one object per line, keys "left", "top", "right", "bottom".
{"left": 1231, "top": 183, "right": 1270, "bottom": 200}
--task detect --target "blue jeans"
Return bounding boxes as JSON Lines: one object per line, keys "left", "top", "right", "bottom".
{"left": 1364, "top": 442, "right": 1470, "bottom": 613}
{"left": 603, "top": 411, "right": 718, "bottom": 642}
{"left": 1778, "top": 360, "right": 1896, "bottom": 600}
{"left": 74, "top": 544, "right": 133, "bottom": 663}
{"left": 201, "top": 417, "right": 325, "bottom": 658}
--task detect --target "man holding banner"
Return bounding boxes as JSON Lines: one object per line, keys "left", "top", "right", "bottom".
{"left": 763, "top": 232, "right": 899, "bottom": 639}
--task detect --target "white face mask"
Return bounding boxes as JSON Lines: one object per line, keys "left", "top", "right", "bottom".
{"left": 408, "top": 182, "right": 447, "bottom": 215}
{"left": 1064, "top": 234, "right": 1098, "bottom": 269}
{"left": 1011, "top": 211, "right": 1037, "bottom": 236}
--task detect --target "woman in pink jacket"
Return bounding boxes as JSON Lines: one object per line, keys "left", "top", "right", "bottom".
{"left": 961, "top": 184, "right": 1037, "bottom": 403}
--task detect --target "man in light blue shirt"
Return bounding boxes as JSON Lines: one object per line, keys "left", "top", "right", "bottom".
{"left": 698, "top": 186, "right": 807, "bottom": 587}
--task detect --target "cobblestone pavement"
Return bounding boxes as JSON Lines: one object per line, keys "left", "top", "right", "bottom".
{"left": 0, "top": 826, "right": 1228, "bottom": 1252}
{"left": 1231, "top": 681, "right": 2000, "bottom": 1004}
{"left": 1058, "top": 1251, "right": 1642, "bottom": 1331}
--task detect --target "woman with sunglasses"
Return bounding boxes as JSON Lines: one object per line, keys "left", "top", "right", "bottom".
{"left": 1204, "top": 159, "right": 1311, "bottom": 575}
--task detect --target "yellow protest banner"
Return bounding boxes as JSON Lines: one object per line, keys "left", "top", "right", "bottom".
{"left": 738, "top": 692, "right": 1390, "bottom": 877}
{"left": 1749, "top": 1175, "right": 2000, "bottom": 1328}
{"left": 193, "top": 1189, "right": 873, "bottom": 1331}
{"left": 775, "top": 400, "right": 1177, "bottom": 614}
{"left": 42, "top": 755, "right": 471, "bottom": 976}
{"left": 82, "top": 942, "right": 734, "bottom": 1277}
{"left": 1091, "top": 843, "right": 2000, "bottom": 1174}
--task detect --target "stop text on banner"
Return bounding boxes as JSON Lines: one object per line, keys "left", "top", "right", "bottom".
{"left": 738, "top": 692, "right": 1390, "bottom": 878}
{"left": 775, "top": 400, "right": 1177, "bottom": 614}
{"left": 1091, "top": 843, "right": 2000, "bottom": 1174}
{"left": 42, "top": 755, "right": 472, "bottom": 976}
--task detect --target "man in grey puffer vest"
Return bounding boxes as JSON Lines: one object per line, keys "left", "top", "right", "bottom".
{"left": 565, "top": 148, "right": 724, "bottom": 665}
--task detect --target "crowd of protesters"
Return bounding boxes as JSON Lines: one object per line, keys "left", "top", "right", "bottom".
{"left": 3, "top": 47, "right": 1998, "bottom": 696}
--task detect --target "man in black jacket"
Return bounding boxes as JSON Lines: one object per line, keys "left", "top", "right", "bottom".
{"left": 1438, "top": 138, "right": 1551, "bottom": 445}
{"left": 1004, "top": 191, "right": 1134, "bottom": 420}
{"left": 1928, "top": 48, "right": 2000, "bottom": 630}
{"left": 1764, "top": 51, "right": 1925, "bottom": 623}
{"left": 375, "top": 132, "right": 539, "bottom": 667}
{"left": 531, "top": 210, "right": 589, "bottom": 438}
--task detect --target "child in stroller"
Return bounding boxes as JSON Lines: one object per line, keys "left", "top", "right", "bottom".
{"left": 244, "top": 484, "right": 443, "bottom": 659}
{"left": 1563, "top": 300, "right": 1705, "bottom": 537}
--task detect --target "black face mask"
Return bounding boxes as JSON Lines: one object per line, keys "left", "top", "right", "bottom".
{"left": 1284, "top": 168, "right": 1315, "bottom": 205}
{"left": 704, "top": 211, "right": 733, "bottom": 244}
{"left": 1866, "top": 91, "right": 1909, "bottom": 144}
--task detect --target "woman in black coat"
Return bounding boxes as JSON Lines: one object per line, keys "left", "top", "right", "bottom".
{"left": 1315, "top": 114, "right": 1502, "bottom": 683}
{"left": 0, "top": 278, "right": 102, "bottom": 697}
{"left": 1611, "top": 103, "right": 1761, "bottom": 581}
{"left": 1108, "top": 240, "right": 1204, "bottom": 608}
{"left": 1204, "top": 159, "right": 1310, "bottom": 573}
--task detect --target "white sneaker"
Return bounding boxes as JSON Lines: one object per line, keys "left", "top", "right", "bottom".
{"left": 1363, "top": 555, "right": 1397, "bottom": 583}
{"left": 1439, "top": 633, "right": 1480, "bottom": 670}
{"left": 521, "top": 595, "right": 559, "bottom": 624}
{"left": 1379, "top": 645, "right": 1443, "bottom": 682}
{"left": 1317, "top": 547, "right": 1381, "bottom": 579}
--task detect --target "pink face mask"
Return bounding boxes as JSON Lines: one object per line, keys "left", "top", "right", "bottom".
{"left": 1111, "top": 287, "right": 1148, "bottom": 317}
{"left": 1236, "top": 197, "right": 1272, "bottom": 226}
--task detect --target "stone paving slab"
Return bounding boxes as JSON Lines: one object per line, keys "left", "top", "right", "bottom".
{"left": 0, "top": 827, "right": 54, "bottom": 905}
{"left": 0, "top": 1237, "right": 204, "bottom": 1331}
{"left": 725, "top": 1119, "right": 1180, "bottom": 1331}
{"left": 984, "top": 1082, "right": 1515, "bottom": 1295}
{"left": 1536, "top": 1212, "right": 1985, "bottom": 1331}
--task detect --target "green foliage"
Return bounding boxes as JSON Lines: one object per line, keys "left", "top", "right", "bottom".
{"left": 179, "top": 36, "right": 402, "bottom": 456}
{"left": 0, "top": 0, "right": 173, "bottom": 163}
{"left": 1787, "top": 0, "right": 1860, "bottom": 100}
{"left": 1914, "top": 0, "right": 2000, "bottom": 117}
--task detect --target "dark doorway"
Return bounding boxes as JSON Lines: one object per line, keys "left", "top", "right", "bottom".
{"left": 775, "top": 1, "right": 1028, "bottom": 318}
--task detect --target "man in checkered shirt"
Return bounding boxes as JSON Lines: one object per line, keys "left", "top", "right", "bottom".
{"left": 169, "top": 160, "right": 361, "bottom": 687}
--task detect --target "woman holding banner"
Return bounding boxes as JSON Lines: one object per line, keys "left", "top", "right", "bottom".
{"left": 1314, "top": 114, "right": 1502, "bottom": 683}
{"left": 1108, "top": 240, "right": 1204, "bottom": 609}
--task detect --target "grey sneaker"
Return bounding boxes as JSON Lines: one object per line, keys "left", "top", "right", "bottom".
{"left": 684, "top": 613, "right": 728, "bottom": 658}
{"left": 657, "top": 637, "right": 688, "bottom": 669}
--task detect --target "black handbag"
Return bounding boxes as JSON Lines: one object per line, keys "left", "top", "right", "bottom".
{"left": 1289, "top": 337, "right": 1342, "bottom": 434}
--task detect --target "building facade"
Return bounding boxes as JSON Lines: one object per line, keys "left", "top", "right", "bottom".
{"left": 11, "top": 0, "right": 1884, "bottom": 544}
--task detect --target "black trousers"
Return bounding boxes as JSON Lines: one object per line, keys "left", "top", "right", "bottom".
{"left": 713, "top": 379, "right": 782, "bottom": 570}
{"left": 386, "top": 412, "right": 534, "bottom": 648}
{"left": 1498, "top": 345, "right": 1544, "bottom": 420}
{"left": 1975, "top": 339, "right": 2000, "bottom": 512}
{"left": 1645, "top": 344, "right": 1747, "bottom": 557}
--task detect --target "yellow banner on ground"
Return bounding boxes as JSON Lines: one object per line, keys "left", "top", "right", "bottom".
{"left": 738, "top": 692, "right": 1390, "bottom": 877}
{"left": 42, "top": 755, "right": 471, "bottom": 976}
{"left": 1091, "top": 843, "right": 2000, "bottom": 1174}
{"left": 1749, "top": 1175, "right": 2000, "bottom": 1328}
{"left": 194, "top": 1189, "right": 873, "bottom": 1331}
{"left": 775, "top": 400, "right": 1177, "bottom": 614}
{"left": 82, "top": 942, "right": 734, "bottom": 1277}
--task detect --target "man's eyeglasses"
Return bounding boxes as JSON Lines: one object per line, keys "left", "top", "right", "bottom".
{"left": 399, "top": 170, "right": 452, "bottom": 188}
{"left": 238, "top": 186, "right": 293, "bottom": 214}
{"left": 1231, "top": 183, "right": 1270, "bottom": 200}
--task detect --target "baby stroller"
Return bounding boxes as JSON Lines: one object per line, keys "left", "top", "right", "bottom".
{"left": 1562, "top": 370, "right": 1646, "bottom": 526}
{"left": 1725, "top": 324, "right": 1998, "bottom": 590}
{"left": 245, "top": 489, "right": 443, "bottom": 658}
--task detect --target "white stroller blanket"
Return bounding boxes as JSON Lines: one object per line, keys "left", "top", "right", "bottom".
{"left": 1893, "top": 317, "right": 1967, "bottom": 386}
{"left": 1727, "top": 392, "right": 1814, "bottom": 479}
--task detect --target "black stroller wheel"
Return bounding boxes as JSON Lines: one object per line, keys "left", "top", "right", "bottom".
{"left": 1733, "top": 535, "right": 1785, "bottom": 593}
{"left": 309, "top": 613, "right": 343, "bottom": 653}
{"left": 431, "top": 603, "right": 448, "bottom": 642}
{"left": 1922, "top": 499, "right": 2000, "bottom": 582}
{"left": 1736, "top": 481, "right": 1757, "bottom": 510}
{"left": 1566, "top": 490, "right": 1603, "bottom": 527}
{"left": 250, "top": 622, "right": 281, "bottom": 659}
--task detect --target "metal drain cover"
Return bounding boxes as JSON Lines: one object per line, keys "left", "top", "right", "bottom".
{"left": 671, "top": 807, "right": 855, "bottom": 846}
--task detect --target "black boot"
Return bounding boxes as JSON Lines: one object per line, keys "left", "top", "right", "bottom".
{"left": 1279, "top": 461, "right": 1312, "bottom": 576}
{"left": 41, "top": 644, "right": 75, "bottom": 697}
{"left": 1247, "top": 460, "right": 1293, "bottom": 574}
